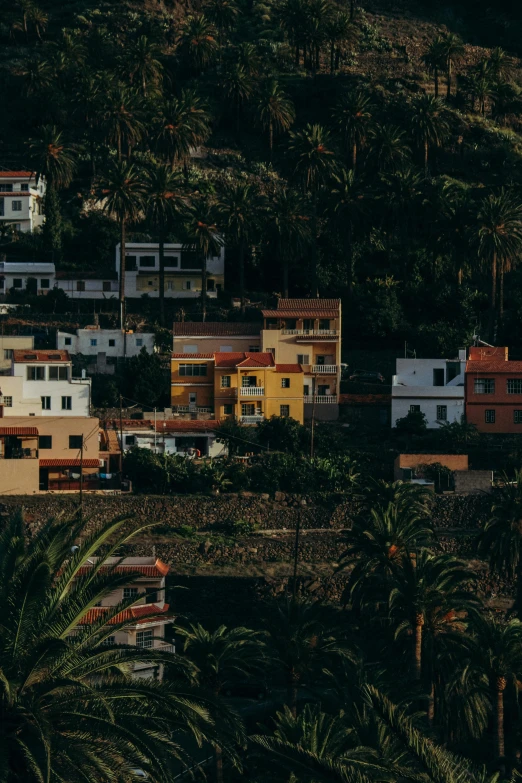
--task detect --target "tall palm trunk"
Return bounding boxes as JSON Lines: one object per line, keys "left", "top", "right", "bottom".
{"left": 119, "top": 218, "right": 126, "bottom": 330}
{"left": 496, "top": 676, "right": 507, "bottom": 763}
{"left": 434, "top": 67, "right": 439, "bottom": 98}
{"left": 427, "top": 681, "right": 435, "bottom": 724}
{"left": 269, "top": 118, "right": 274, "bottom": 161}
{"left": 516, "top": 560, "right": 522, "bottom": 620}
{"left": 446, "top": 59, "right": 452, "bottom": 99}
{"left": 311, "top": 195, "right": 319, "bottom": 297}
{"left": 491, "top": 250, "right": 497, "bottom": 311}
{"left": 499, "top": 261, "right": 505, "bottom": 321}
{"left": 414, "top": 613, "right": 424, "bottom": 681}
{"left": 201, "top": 251, "right": 208, "bottom": 322}
{"left": 423, "top": 139, "right": 429, "bottom": 176}
{"left": 352, "top": 141, "right": 357, "bottom": 171}
{"left": 330, "top": 41, "right": 335, "bottom": 73}
{"left": 287, "top": 670, "right": 299, "bottom": 718}
{"left": 159, "top": 221, "right": 166, "bottom": 327}
{"left": 214, "top": 744, "right": 224, "bottom": 783}
{"left": 239, "top": 239, "right": 246, "bottom": 313}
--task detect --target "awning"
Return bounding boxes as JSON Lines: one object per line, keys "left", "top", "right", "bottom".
{"left": 39, "top": 458, "right": 101, "bottom": 468}
{"left": 0, "top": 427, "right": 38, "bottom": 436}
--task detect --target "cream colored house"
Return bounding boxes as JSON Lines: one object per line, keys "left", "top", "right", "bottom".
{"left": 173, "top": 322, "right": 261, "bottom": 355}
{"left": 0, "top": 335, "right": 34, "bottom": 373}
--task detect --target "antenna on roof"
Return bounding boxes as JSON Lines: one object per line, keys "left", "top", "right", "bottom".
{"left": 472, "top": 334, "right": 494, "bottom": 348}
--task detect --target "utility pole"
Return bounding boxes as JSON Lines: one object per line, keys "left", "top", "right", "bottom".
{"left": 154, "top": 407, "right": 157, "bottom": 452}
{"left": 292, "top": 511, "right": 301, "bottom": 601}
{"left": 310, "top": 372, "right": 318, "bottom": 459}
{"left": 119, "top": 394, "right": 123, "bottom": 473}
{"left": 79, "top": 435, "right": 84, "bottom": 520}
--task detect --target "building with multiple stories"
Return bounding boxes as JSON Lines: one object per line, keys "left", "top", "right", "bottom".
{"left": 173, "top": 321, "right": 261, "bottom": 355}
{"left": 57, "top": 326, "right": 155, "bottom": 373}
{"left": 391, "top": 351, "right": 466, "bottom": 428}
{"left": 0, "top": 335, "right": 34, "bottom": 373}
{"left": 464, "top": 346, "right": 522, "bottom": 433}
{"left": 0, "top": 171, "right": 45, "bottom": 232}
{"left": 116, "top": 241, "right": 225, "bottom": 299}
{"left": 76, "top": 556, "right": 173, "bottom": 680}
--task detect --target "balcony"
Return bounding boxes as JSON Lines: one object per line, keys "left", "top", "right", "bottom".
{"left": 0, "top": 448, "right": 38, "bottom": 459}
{"left": 304, "top": 395, "right": 338, "bottom": 404}
{"left": 281, "top": 329, "right": 338, "bottom": 336}
{"left": 240, "top": 386, "right": 264, "bottom": 396}
{"left": 241, "top": 415, "right": 265, "bottom": 423}
{"left": 311, "top": 365, "right": 338, "bottom": 374}
{"left": 133, "top": 640, "right": 175, "bottom": 671}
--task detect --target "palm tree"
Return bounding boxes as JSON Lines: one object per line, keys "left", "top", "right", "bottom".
{"left": 359, "top": 478, "right": 432, "bottom": 517}
{"left": 439, "top": 32, "right": 465, "bottom": 99}
{"left": 267, "top": 188, "right": 311, "bottom": 297}
{"left": 0, "top": 512, "right": 220, "bottom": 781}
{"left": 102, "top": 85, "right": 145, "bottom": 160}
{"left": 97, "top": 160, "right": 145, "bottom": 329}
{"left": 184, "top": 197, "right": 223, "bottom": 321}
{"left": 74, "top": 72, "right": 104, "bottom": 178}
{"left": 475, "top": 188, "right": 522, "bottom": 318}
{"left": 203, "top": 0, "right": 238, "bottom": 44}
{"left": 20, "top": 58, "right": 53, "bottom": 96}
{"left": 421, "top": 36, "right": 446, "bottom": 98}
{"left": 176, "top": 622, "right": 265, "bottom": 783}
{"left": 288, "top": 123, "right": 337, "bottom": 294}
{"left": 265, "top": 598, "right": 353, "bottom": 717}
{"left": 128, "top": 35, "right": 163, "bottom": 96}
{"left": 144, "top": 163, "right": 188, "bottom": 326}
{"left": 279, "top": 0, "right": 309, "bottom": 66}
{"left": 469, "top": 614, "right": 522, "bottom": 765}
{"left": 254, "top": 78, "right": 295, "bottom": 159}
{"left": 387, "top": 550, "right": 478, "bottom": 722}
{"left": 216, "top": 181, "right": 259, "bottom": 311}
{"left": 328, "top": 168, "right": 365, "bottom": 293}
{"left": 222, "top": 63, "right": 254, "bottom": 134}
{"left": 479, "top": 471, "right": 522, "bottom": 620}
{"left": 324, "top": 10, "right": 357, "bottom": 73}
{"left": 27, "top": 3, "right": 47, "bottom": 40}
{"left": 369, "top": 123, "right": 411, "bottom": 172}
{"left": 409, "top": 94, "right": 449, "bottom": 173}
{"left": 155, "top": 89, "right": 211, "bottom": 172}
{"left": 332, "top": 89, "right": 373, "bottom": 170}
{"left": 177, "top": 14, "right": 219, "bottom": 73}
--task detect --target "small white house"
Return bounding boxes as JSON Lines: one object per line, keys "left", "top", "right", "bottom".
{"left": 0, "top": 261, "right": 55, "bottom": 295}
{"left": 0, "top": 350, "right": 91, "bottom": 417}
{"left": 392, "top": 350, "right": 467, "bottom": 428}
{"left": 57, "top": 327, "right": 155, "bottom": 373}
{"left": 118, "top": 419, "right": 225, "bottom": 458}
{"left": 116, "top": 241, "right": 225, "bottom": 299}
{"left": 0, "top": 171, "right": 45, "bottom": 233}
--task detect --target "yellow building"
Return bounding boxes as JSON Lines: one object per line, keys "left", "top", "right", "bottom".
{"left": 171, "top": 352, "right": 304, "bottom": 424}
{"left": 261, "top": 298, "right": 341, "bottom": 420}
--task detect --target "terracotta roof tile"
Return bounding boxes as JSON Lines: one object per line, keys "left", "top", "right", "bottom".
{"left": 0, "top": 426, "right": 38, "bottom": 436}
{"left": 467, "top": 361, "right": 522, "bottom": 372}
{"left": 0, "top": 171, "right": 34, "bottom": 178}
{"left": 79, "top": 603, "right": 171, "bottom": 626}
{"left": 171, "top": 353, "right": 215, "bottom": 359}
{"left": 275, "top": 364, "right": 303, "bottom": 373}
{"left": 215, "top": 352, "right": 249, "bottom": 367}
{"left": 261, "top": 310, "right": 339, "bottom": 318}
{"left": 174, "top": 322, "right": 261, "bottom": 336}
{"left": 276, "top": 298, "right": 340, "bottom": 309}
{"left": 237, "top": 352, "right": 274, "bottom": 368}
{"left": 13, "top": 350, "right": 70, "bottom": 362}
{"left": 295, "top": 334, "right": 339, "bottom": 341}
{"left": 40, "top": 458, "right": 100, "bottom": 467}
{"left": 77, "top": 560, "right": 169, "bottom": 578}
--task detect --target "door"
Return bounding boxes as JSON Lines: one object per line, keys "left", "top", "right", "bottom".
{"left": 39, "top": 468, "right": 49, "bottom": 491}
{"left": 189, "top": 392, "right": 197, "bottom": 411}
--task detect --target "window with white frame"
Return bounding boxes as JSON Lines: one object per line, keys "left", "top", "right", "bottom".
{"left": 221, "top": 375, "right": 231, "bottom": 388}
{"left": 249, "top": 345, "right": 260, "bottom": 352}
{"left": 281, "top": 378, "right": 290, "bottom": 388}
{"left": 183, "top": 280, "right": 192, "bottom": 290}
{"left": 41, "top": 396, "right": 51, "bottom": 410}
{"left": 436, "top": 405, "right": 447, "bottom": 421}
{"left": 136, "top": 629, "right": 154, "bottom": 649}
{"left": 49, "top": 366, "right": 68, "bottom": 381}
{"left": 90, "top": 339, "right": 97, "bottom": 347}
{"left": 514, "top": 411, "right": 522, "bottom": 424}
{"left": 3, "top": 349, "right": 12, "bottom": 359}
{"left": 102, "top": 636, "right": 116, "bottom": 646}
{"left": 27, "top": 366, "right": 45, "bottom": 381}
{"left": 2, "top": 396, "right": 12, "bottom": 407}
{"left": 179, "top": 364, "right": 207, "bottom": 376}
{"left": 410, "top": 405, "right": 421, "bottom": 413}
{"left": 474, "top": 378, "right": 495, "bottom": 394}
{"left": 123, "top": 587, "right": 139, "bottom": 599}
{"left": 507, "top": 379, "right": 522, "bottom": 394}
{"left": 61, "top": 396, "right": 72, "bottom": 410}
{"left": 280, "top": 405, "right": 290, "bottom": 417}
{"left": 297, "top": 354, "right": 309, "bottom": 365}
{"left": 485, "top": 409, "right": 496, "bottom": 424}
{"left": 11, "top": 201, "right": 22, "bottom": 212}
{"left": 241, "top": 403, "right": 255, "bottom": 416}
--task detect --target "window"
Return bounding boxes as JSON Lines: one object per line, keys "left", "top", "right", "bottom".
{"left": 21, "top": 183, "right": 29, "bottom": 191}
{"left": 1, "top": 396, "right": 12, "bottom": 407}
{"left": 183, "top": 281, "right": 192, "bottom": 290}
{"left": 183, "top": 345, "right": 198, "bottom": 353}
{"left": 249, "top": 345, "right": 260, "bottom": 352}
{"left": 102, "top": 636, "right": 116, "bottom": 646}
{"left": 103, "top": 281, "right": 111, "bottom": 292}
{"left": 221, "top": 375, "right": 231, "bottom": 388}
{"left": 436, "top": 405, "right": 447, "bottom": 421}
{"left": 90, "top": 339, "right": 97, "bottom": 347}
{"left": 0, "top": 278, "right": 3, "bottom": 289}
{"left": 27, "top": 366, "right": 45, "bottom": 381}
{"left": 136, "top": 338, "right": 143, "bottom": 347}
{"left": 123, "top": 587, "right": 139, "bottom": 599}
{"left": 514, "top": 411, "right": 522, "bottom": 424}
{"left": 3, "top": 349, "right": 12, "bottom": 359}
{"left": 266, "top": 347, "right": 275, "bottom": 356}
{"left": 40, "top": 279, "right": 49, "bottom": 289}
{"left": 179, "top": 363, "right": 207, "bottom": 376}
{"left": 0, "top": 198, "right": 3, "bottom": 216}
{"left": 49, "top": 366, "right": 68, "bottom": 381}
{"left": 11, "top": 200, "right": 22, "bottom": 212}
{"left": 280, "top": 405, "right": 290, "bottom": 417}
{"left": 223, "top": 404, "right": 233, "bottom": 414}
{"left": 13, "top": 279, "right": 22, "bottom": 289}
{"left": 474, "top": 378, "right": 495, "bottom": 394}
{"left": 165, "top": 255, "right": 179, "bottom": 267}
{"left": 139, "top": 256, "right": 155, "bottom": 267}
{"left": 76, "top": 281, "right": 86, "bottom": 292}
{"left": 446, "top": 361, "right": 460, "bottom": 382}
{"left": 241, "top": 403, "right": 255, "bottom": 416}
{"left": 64, "top": 337, "right": 72, "bottom": 346}
{"left": 126, "top": 255, "right": 137, "bottom": 271}
{"left": 181, "top": 252, "right": 202, "bottom": 270}
{"left": 507, "top": 379, "right": 522, "bottom": 394}
{"left": 303, "top": 319, "right": 313, "bottom": 331}
{"left": 410, "top": 405, "right": 421, "bottom": 413}
{"left": 148, "top": 280, "right": 154, "bottom": 286}
{"left": 297, "top": 354, "right": 309, "bottom": 365}
{"left": 0, "top": 184, "right": 12, "bottom": 192}
{"left": 136, "top": 629, "right": 154, "bottom": 649}
{"left": 433, "top": 369, "right": 445, "bottom": 387}
{"left": 41, "top": 396, "right": 51, "bottom": 410}
{"left": 108, "top": 339, "right": 116, "bottom": 347}
{"left": 39, "top": 435, "right": 52, "bottom": 449}
{"left": 242, "top": 376, "right": 256, "bottom": 387}
{"left": 61, "top": 396, "right": 72, "bottom": 410}
{"left": 219, "top": 346, "right": 232, "bottom": 352}
{"left": 125, "top": 435, "right": 136, "bottom": 446}
{"left": 319, "top": 319, "right": 330, "bottom": 330}
{"left": 485, "top": 410, "right": 496, "bottom": 424}
{"left": 69, "top": 435, "right": 83, "bottom": 449}
{"left": 281, "top": 378, "right": 290, "bottom": 388}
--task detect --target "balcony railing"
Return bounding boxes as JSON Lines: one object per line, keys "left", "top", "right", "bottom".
{"left": 281, "top": 329, "right": 338, "bottom": 336}
{"left": 311, "top": 365, "right": 338, "bottom": 374}
{"left": 0, "top": 448, "right": 38, "bottom": 459}
{"left": 304, "top": 395, "right": 338, "bottom": 404}
{"left": 241, "top": 415, "right": 264, "bottom": 423}
{"left": 133, "top": 640, "right": 175, "bottom": 670}
{"left": 240, "top": 386, "right": 264, "bottom": 396}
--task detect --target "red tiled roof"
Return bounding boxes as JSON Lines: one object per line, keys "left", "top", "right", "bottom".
{"left": 261, "top": 310, "right": 339, "bottom": 318}
{"left": 77, "top": 559, "right": 169, "bottom": 578}
{"left": 467, "top": 361, "right": 522, "bottom": 372}
{"left": 174, "top": 322, "right": 261, "bottom": 336}
{"left": 0, "top": 192, "right": 33, "bottom": 197}
{"left": 79, "top": 603, "right": 171, "bottom": 626}
{"left": 171, "top": 353, "right": 215, "bottom": 359}
{"left": 275, "top": 364, "right": 303, "bottom": 373}
{"left": 40, "top": 458, "right": 100, "bottom": 467}
{"left": 0, "top": 171, "right": 34, "bottom": 178}
{"left": 215, "top": 351, "right": 249, "bottom": 368}
{"left": 277, "top": 298, "right": 340, "bottom": 309}
{"left": 237, "top": 352, "right": 275, "bottom": 368}
{"left": 13, "top": 350, "right": 70, "bottom": 363}
{"left": 295, "top": 334, "right": 338, "bottom": 341}
{"left": 0, "top": 426, "right": 38, "bottom": 436}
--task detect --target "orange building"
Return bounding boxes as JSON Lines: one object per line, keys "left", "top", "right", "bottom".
{"left": 465, "top": 346, "right": 522, "bottom": 433}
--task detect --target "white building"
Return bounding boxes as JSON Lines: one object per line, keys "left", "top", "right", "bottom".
{"left": 116, "top": 418, "right": 225, "bottom": 458}
{"left": 392, "top": 350, "right": 467, "bottom": 428}
{"left": 0, "top": 335, "right": 34, "bottom": 373}
{"left": 55, "top": 271, "right": 119, "bottom": 300}
{"left": 116, "top": 241, "right": 225, "bottom": 299}
{"left": 57, "top": 327, "right": 155, "bottom": 373}
{"left": 0, "top": 261, "right": 55, "bottom": 296}
{"left": 0, "top": 171, "right": 45, "bottom": 233}
{"left": 0, "top": 350, "right": 91, "bottom": 417}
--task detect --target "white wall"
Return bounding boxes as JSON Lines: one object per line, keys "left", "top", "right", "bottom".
{"left": 0, "top": 262, "right": 55, "bottom": 294}
{"left": 394, "top": 357, "right": 466, "bottom": 387}
{"left": 0, "top": 175, "right": 45, "bottom": 232}
{"left": 122, "top": 431, "right": 226, "bottom": 458}
{"left": 56, "top": 278, "right": 119, "bottom": 300}
{"left": 57, "top": 329, "right": 155, "bottom": 358}
{"left": 392, "top": 355, "right": 466, "bottom": 429}
{"left": 392, "top": 396, "right": 465, "bottom": 429}
{"left": 9, "top": 362, "right": 90, "bottom": 416}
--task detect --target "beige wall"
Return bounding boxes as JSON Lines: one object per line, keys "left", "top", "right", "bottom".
{"left": 261, "top": 330, "right": 340, "bottom": 366}
{"left": 394, "top": 454, "right": 469, "bottom": 481}
{"left": 173, "top": 336, "right": 260, "bottom": 354}
{"left": 0, "top": 336, "right": 33, "bottom": 372}
{"left": 0, "top": 458, "right": 39, "bottom": 494}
